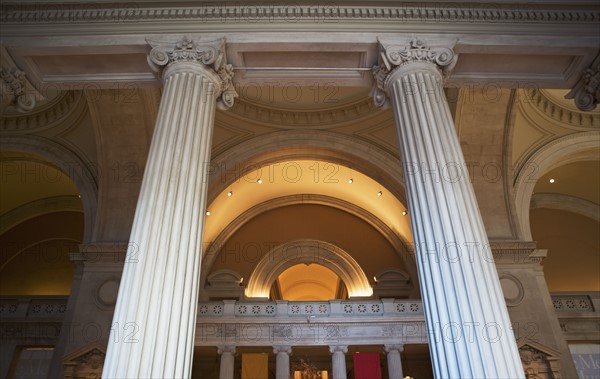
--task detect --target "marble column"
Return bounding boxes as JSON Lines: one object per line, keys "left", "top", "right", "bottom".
{"left": 329, "top": 345, "right": 348, "bottom": 379}
{"left": 373, "top": 38, "right": 525, "bottom": 378}
{"left": 218, "top": 346, "right": 236, "bottom": 379}
{"left": 102, "top": 37, "right": 237, "bottom": 378}
{"left": 384, "top": 345, "right": 404, "bottom": 379}
{"left": 273, "top": 346, "right": 292, "bottom": 379}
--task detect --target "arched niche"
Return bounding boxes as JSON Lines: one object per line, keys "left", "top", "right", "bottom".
{"left": 245, "top": 239, "right": 373, "bottom": 299}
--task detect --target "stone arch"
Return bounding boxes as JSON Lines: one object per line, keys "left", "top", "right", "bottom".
{"left": 1, "top": 135, "right": 98, "bottom": 242}
{"left": 245, "top": 239, "right": 373, "bottom": 299}
{"left": 207, "top": 129, "right": 406, "bottom": 205}
{"left": 513, "top": 131, "right": 600, "bottom": 240}
{"left": 201, "top": 194, "right": 418, "bottom": 299}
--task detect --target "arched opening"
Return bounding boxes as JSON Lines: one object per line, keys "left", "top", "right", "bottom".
{"left": 0, "top": 151, "right": 84, "bottom": 296}
{"left": 530, "top": 160, "right": 600, "bottom": 292}
{"left": 245, "top": 239, "right": 373, "bottom": 299}
{"left": 270, "top": 263, "right": 348, "bottom": 301}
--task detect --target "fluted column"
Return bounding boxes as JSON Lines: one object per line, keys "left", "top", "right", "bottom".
{"left": 373, "top": 38, "right": 524, "bottom": 378}
{"left": 273, "top": 346, "right": 292, "bottom": 379}
{"left": 329, "top": 345, "right": 348, "bottom": 379}
{"left": 102, "top": 37, "right": 237, "bottom": 379}
{"left": 218, "top": 346, "right": 236, "bottom": 379}
{"left": 384, "top": 345, "right": 404, "bottom": 379}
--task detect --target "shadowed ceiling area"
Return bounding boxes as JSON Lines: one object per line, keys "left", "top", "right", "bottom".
{"left": 0, "top": 151, "right": 83, "bottom": 295}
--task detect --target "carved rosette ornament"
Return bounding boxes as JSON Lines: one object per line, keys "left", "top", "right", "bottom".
{"left": 566, "top": 54, "right": 600, "bottom": 112}
{"left": 0, "top": 67, "right": 35, "bottom": 112}
{"left": 372, "top": 39, "right": 456, "bottom": 107}
{"left": 147, "top": 37, "right": 238, "bottom": 110}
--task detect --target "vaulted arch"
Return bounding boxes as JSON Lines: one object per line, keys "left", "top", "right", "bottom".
{"left": 245, "top": 239, "right": 373, "bottom": 299}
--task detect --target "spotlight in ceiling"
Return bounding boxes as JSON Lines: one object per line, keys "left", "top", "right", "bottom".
{"left": 227, "top": 191, "right": 233, "bottom": 197}
{"left": 205, "top": 211, "right": 211, "bottom": 216}
{"left": 257, "top": 178, "right": 263, "bottom": 184}
{"left": 377, "top": 191, "right": 383, "bottom": 197}
{"left": 348, "top": 178, "right": 353, "bottom": 184}
{"left": 549, "top": 178, "right": 555, "bottom": 183}
{"left": 402, "top": 210, "right": 408, "bottom": 216}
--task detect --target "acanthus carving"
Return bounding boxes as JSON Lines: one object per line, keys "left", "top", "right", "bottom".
{"left": 0, "top": 67, "right": 35, "bottom": 113}
{"left": 372, "top": 39, "right": 456, "bottom": 107}
{"left": 566, "top": 54, "right": 600, "bottom": 112}
{"left": 63, "top": 346, "right": 106, "bottom": 379}
{"left": 147, "top": 37, "right": 238, "bottom": 110}
{"left": 518, "top": 343, "right": 561, "bottom": 379}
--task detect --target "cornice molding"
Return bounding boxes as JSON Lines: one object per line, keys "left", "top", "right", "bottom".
{"left": 524, "top": 89, "right": 600, "bottom": 129}
{"left": 2, "top": 3, "right": 599, "bottom": 30}
{"left": 0, "top": 91, "right": 85, "bottom": 134}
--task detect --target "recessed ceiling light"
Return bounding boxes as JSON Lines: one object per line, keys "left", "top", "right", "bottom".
{"left": 402, "top": 210, "right": 408, "bottom": 216}
{"left": 549, "top": 178, "right": 555, "bottom": 183}
{"left": 205, "top": 211, "right": 211, "bottom": 216}
{"left": 377, "top": 191, "right": 382, "bottom": 196}
{"left": 257, "top": 178, "right": 263, "bottom": 184}
{"left": 348, "top": 178, "right": 353, "bottom": 184}
{"left": 227, "top": 191, "right": 233, "bottom": 197}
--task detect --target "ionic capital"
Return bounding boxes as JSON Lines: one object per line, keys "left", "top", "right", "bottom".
{"left": 566, "top": 54, "right": 600, "bottom": 112}
{"left": 273, "top": 345, "right": 292, "bottom": 355}
{"left": 147, "top": 36, "right": 238, "bottom": 109}
{"left": 384, "top": 344, "right": 404, "bottom": 354}
{"left": 329, "top": 345, "right": 348, "bottom": 354}
{"left": 217, "top": 345, "right": 237, "bottom": 355}
{"left": 0, "top": 67, "right": 35, "bottom": 113}
{"left": 372, "top": 38, "right": 456, "bottom": 107}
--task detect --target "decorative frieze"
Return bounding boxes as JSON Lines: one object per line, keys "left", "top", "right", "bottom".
{"left": 2, "top": 4, "right": 599, "bottom": 27}
{"left": 552, "top": 294, "right": 595, "bottom": 312}
{"left": 0, "top": 297, "right": 68, "bottom": 319}
{"left": 197, "top": 299, "right": 423, "bottom": 318}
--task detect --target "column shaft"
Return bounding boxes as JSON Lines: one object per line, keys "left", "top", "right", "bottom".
{"left": 103, "top": 61, "right": 220, "bottom": 378}
{"left": 273, "top": 346, "right": 291, "bottom": 379}
{"left": 219, "top": 347, "right": 236, "bottom": 379}
{"left": 329, "top": 346, "right": 347, "bottom": 379}
{"left": 380, "top": 40, "right": 525, "bottom": 378}
{"left": 385, "top": 346, "right": 404, "bottom": 379}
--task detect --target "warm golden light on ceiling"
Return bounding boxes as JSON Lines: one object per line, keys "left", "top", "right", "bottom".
{"left": 202, "top": 159, "right": 413, "bottom": 250}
